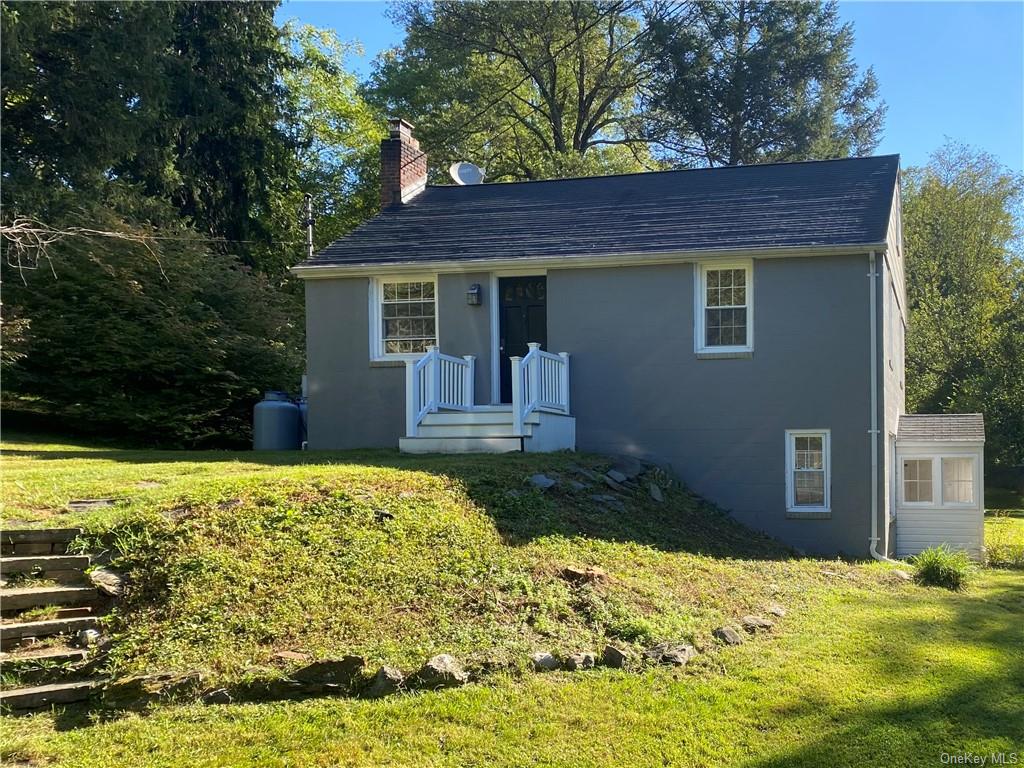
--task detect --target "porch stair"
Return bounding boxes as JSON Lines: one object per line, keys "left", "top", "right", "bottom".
{"left": 399, "top": 407, "right": 574, "bottom": 454}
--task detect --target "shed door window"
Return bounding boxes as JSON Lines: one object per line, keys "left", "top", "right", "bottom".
{"left": 941, "top": 457, "right": 974, "bottom": 504}
{"left": 902, "top": 459, "right": 933, "bottom": 503}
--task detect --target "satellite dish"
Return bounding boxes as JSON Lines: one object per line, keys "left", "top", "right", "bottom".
{"left": 449, "top": 161, "right": 485, "bottom": 185}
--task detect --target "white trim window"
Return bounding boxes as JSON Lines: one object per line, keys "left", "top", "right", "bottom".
{"left": 785, "top": 429, "right": 831, "bottom": 512}
{"left": 695, "top": 261, "right": 753, "bottom": 353}
{"left": 941, "top": 457, "right": 975, "bottom": 505}
{"left": 369, "top": 277, "right": 437, "bottom": 360}
{"left": 901, "top": 457, "right": 934, "bottom": 504}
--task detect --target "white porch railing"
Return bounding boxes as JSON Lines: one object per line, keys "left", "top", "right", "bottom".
{"left": 511, "top": 342, "right": 570, "bottom": 436}
{"left": 405, "top": 346, "right": 475, "bottom": 437}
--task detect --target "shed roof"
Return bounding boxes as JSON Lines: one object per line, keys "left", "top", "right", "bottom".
{"left": 300, "top": 154, "right": 899, "bottom": 270}
{"left": 897, "top": 414, "right": 985, "bottom": 443}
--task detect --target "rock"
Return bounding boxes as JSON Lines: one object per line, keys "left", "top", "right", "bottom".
{"left": 610, "top": 457, "right": 646, "bottom": 480}
{"left": 411, "top": 654, "right": 469, "bottom": 690}
{"left": 644, "top": 643, "right": 697, "bottom": 666}
{"left": 606, "top": 469, "right": 628, "bottom": 484}
{"left": 741, "top": 615, "right": 774, "bottom": 633}
{"left": 528, "top": 474, "right": 556, "bottom": 490}
{"left": 530, "top": 651, "right": 560, "bottom": 672}
{"left": 568, "top": 464, "right": 601, "bottom": 482}
{"left": 75, "top": 628, "right": 102, "bottom": 647}
{"left": 273, "top": 650, "right": 311, "bottom": 663}
{"left": 820, "top": 569, "right": 842, "bottom": 578}
{"left": 562, "top": 479, "right": 588, "bottom": 491}
{"left": 89, "top": 567, "right": 127, "bottom": 598}
{"left": 892, "top": 569, "right": 914, "bottom": 582}
{"left": 202, "top": 688, "right": 232, "bottom": 705}
{"left": 603, "top": 475, "right": 625, "bottom": 492}
{"left": 563, "top": 652, "right": 596, "bottom": 671}
{"left": 363, "top": 666, "right": 404, "bottom": 699}
{"left": 560, "top": 565, "right": 608, "bottom": 585}
{"left": 67, "top": 498, "right": 117, "bottom": 511}
{"left": 713, "top": 626, "right": 744, "bottom": 646}
{"left": 374, "top": 509, "right": 395, "bottom": 523}
{"left": 291, "top": 656, "right": 365, "bottom": 687}
{"left": 765, "top": 604, "right": 787, "bottom": 618}
{"left": 648, "top": 483, "right": 664, "bottom": 503}
{"left": 601, "top": 645, "right": 628, "bottom": 669}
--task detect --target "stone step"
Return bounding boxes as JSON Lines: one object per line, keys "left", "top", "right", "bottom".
{"left": 0, "top": 555, "right": 90, "bottom": 576}
{"left": 0, "top": 679, "right": 106, "bottom": 711}
{"left": 1, "top": 585, "right": 98, "bottom": 612}
{"left": 0, "top": 616, "right": 98, "bottom": 650}
{"left": 0, "top": 646, "right": 91, "bottom": 686}
{"left": 1, "top": 529, "right": 83, "bottom": 557}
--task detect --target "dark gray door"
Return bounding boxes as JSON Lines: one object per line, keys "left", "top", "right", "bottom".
{"left": 498, "top": 276, "right": 547, "bottom": 403}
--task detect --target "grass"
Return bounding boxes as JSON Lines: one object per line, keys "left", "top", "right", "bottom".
{"left": 1, "top": 435, "right": 1022, "bottom": 766}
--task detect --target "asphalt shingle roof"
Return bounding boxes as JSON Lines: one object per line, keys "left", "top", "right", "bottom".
{"left": 302, "top": 154, "right": 899, "bottom": 269}
{"left": 898, "top": 414, "right": 985, "bottom": 443}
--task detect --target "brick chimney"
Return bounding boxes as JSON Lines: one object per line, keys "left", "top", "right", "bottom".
{"left": 380, "top": 118, "right": 427, "bottom": 208}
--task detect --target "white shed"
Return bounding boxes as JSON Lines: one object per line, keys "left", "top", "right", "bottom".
{"left": 895, "top": 414, "right": 985, "bottom": 560}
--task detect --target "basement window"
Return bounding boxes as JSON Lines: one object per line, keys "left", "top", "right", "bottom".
{"left": 370, "top": 277, "right": 437, "bottom": 360}
{"left": 785, "top": 430, "right": 831, "bottom": 514}
{"left": 695, "top": 260, "right": 753, "bottom": 354}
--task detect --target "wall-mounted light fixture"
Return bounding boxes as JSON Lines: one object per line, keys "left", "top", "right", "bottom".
{"left": 466, "top": 283, "right": 482, "bottom": 306}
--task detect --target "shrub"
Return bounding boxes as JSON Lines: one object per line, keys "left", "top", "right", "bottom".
{"left": 911, "top": 545, "right": 976, "bottom": 591}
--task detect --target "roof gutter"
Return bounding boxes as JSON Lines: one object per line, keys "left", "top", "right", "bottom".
{"left": 290, "top": 241, "right": 889, "bottom": 280}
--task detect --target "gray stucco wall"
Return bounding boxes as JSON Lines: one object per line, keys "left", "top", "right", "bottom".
{"left": 304, "top": 253, "right": 886, "bottom": 556}
{"left": 547, "top": 256, "right": 875, "bottom": 556}
{"left": 304, "top": 273, "right": 491, "bottom": 450}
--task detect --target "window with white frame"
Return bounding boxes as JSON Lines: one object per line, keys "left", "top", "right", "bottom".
{"left": 902, "top": 458, "right": 933, "bottom": 503}
{"left": 371, "top": 278, "right": 436, "bottom": 358}
{"left": 785, "top": 430, "right": 830, "bottom": 512}
{"left": 941, "top": 457, "right": 975, "bottom": 505}
{"left": 696, "top": 261, "right": 752, "bottom": 352}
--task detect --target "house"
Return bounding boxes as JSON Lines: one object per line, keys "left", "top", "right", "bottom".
{"left": 292, "top": 118, "right": 985, "bottom": 559}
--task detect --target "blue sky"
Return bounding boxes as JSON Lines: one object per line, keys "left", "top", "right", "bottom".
{"left": 276, "top": 1, "right": 1024, "bottom": 171}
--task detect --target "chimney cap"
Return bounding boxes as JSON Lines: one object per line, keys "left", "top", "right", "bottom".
{"left": 388, "top": 117, "right": 415, "bottom": 138}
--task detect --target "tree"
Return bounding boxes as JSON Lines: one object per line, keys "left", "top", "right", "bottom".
{"left": 280, "top": 24, "right": 385, "bottom": 250}
{"left": 1, "top": 2, "right": 305, "bottom": 445}
{"left": 903, "top": 143, "right": 1024, "bottom": 465}
{"left": 369, "top": 1, "right": 657, "bottom": 181}
{"left": 646, "top": 0, "right": 886, "bottom": 166}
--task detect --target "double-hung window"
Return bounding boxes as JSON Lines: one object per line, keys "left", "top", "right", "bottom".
{"left": 785, "top": 430, "right": 831, "bottom": 514}
{"left": 371, "top": 278, "right": 437, "bottom": 359}
{"left": 695, "top": 261, "right": 753, "bottom": 354}
{"left": 901, "top": 456, "right": 976, "bottom": 506}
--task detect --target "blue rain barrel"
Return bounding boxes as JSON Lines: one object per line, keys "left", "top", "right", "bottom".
{"left": 253, "top": 391, "right": 300, "bottom": 450}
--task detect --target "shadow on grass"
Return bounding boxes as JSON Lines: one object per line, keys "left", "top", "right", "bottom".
{"left": 744, "top": 574, "right": 1024, "bottom": 767}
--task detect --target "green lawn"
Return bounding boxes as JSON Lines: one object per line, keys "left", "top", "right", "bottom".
{"left": 1, "top": 436, "right": 1022, "bottom": 766}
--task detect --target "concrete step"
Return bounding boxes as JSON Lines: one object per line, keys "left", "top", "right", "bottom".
{"left": 0, "top": 616, "right": 98, "bottom": 650}
{"left": 416, "top": 422, "right": 533, "bottom": 439}
{"left": 1, "top": 529, "right": 83, "bottom": 557}
{"left": 399, "top": 436, "right": 523, "bottom": 454}
{"left": 0, "top": 555, "right": 90, "bottom": 576}
{"left": 422, "top": 409, "right": 537, "bottom": 426}
{"left": 0, "top": 679, "right": 106, "bottom": 711}
{"left": 1, "top": 586, "right": 98, "bottom": 613}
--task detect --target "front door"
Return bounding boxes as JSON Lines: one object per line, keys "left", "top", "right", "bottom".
{"left": 498, "top": 276, "right": 547, "bottom": 403}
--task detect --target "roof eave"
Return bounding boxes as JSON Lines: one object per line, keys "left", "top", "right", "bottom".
{"left": 290, "top": 241, "right": 890, "bottom": 280}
